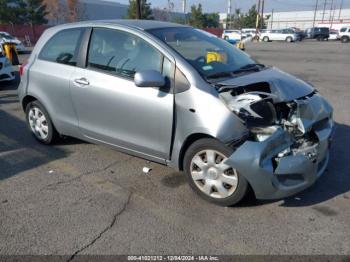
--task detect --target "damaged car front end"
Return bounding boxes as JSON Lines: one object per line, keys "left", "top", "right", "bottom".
{"left": 218, "top": 68, "right": 334, "bottom": 199}
{"left": 150, "top": 25, "right": 334, "bottom": 205}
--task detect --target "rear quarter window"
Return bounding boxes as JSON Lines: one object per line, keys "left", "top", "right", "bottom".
{"left": 39, "top": 28, "right": 84, "bottom": 66}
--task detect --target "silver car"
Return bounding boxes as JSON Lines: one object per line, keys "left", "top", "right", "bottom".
{"left": 18, "top": 20, "right": 334, "bottom": 206}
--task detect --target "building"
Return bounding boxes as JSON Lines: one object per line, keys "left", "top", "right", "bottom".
{"left": 265, "top": 8, "right": 350, "bottom": 31}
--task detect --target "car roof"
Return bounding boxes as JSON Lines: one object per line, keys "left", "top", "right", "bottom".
{"left": 53, "top": 19, "right": 189, "bottom": 31}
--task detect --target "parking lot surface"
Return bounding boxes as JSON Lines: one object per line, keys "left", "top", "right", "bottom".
{"left": 0, "top": 41, "right": 349, "bottom": 256}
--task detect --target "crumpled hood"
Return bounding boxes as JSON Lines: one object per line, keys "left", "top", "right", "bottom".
{"left": 217, "top": 67, "right": 315, "bottom": 102}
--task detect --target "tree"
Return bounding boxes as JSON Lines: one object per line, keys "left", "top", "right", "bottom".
{"left": 127, "top": 0, "right": 153, "bottom": 20}
{"left": 188, "top": 4, "right": 204, "bottom": 28}
{"left": 44, "top": 0, "right": 65, "bottom": 24}
{"left": 0, "top": 0, "right": 47, "bottom": 24}
{"left": 66, "top": 0, "right": 78, "bottom": 22}
{"left": 225, "top": 4, "right": 267, "bottom": 29}
{"left": 25, "top": 0, "right": 48, "bottom": 24}
{"left": 0, "top": 0, "right": 26, "bottom": 23}
{"left": 171, "top": 16, "right": 186, "bottom": 25}
{"left": 242, "top": 4, "right": 258, "bottom": 28}
{"left": 203, "top": 13, "right": 219, "bottom": 28}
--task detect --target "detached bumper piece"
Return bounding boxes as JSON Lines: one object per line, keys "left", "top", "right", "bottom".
{"left": 226, "top": 93, "right": 334, "bottom": 200}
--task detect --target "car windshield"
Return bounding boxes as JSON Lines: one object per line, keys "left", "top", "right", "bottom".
{"left": 148, "top": 27, "right": 256, "bottom": 79}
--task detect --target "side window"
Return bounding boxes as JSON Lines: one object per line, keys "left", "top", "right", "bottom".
{"left": 39, "top": 28, "right": 83, "bottom": 66}
{"left": 175, "top": 67, "right": 190, "bottom": 93}
{"left": 87, "top": 28, "right": 162, "bottom": 79}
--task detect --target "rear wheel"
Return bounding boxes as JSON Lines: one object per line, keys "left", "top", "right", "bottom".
{"left": 341, "top": 36, "right": 350, "bottom": 43}
{"left": 25, "top": 101, "right": 59, "bottom": 144}
{"left": 263, "top": 36, "right": 269, "bottom": 42}
{"left": 183, "top": 138, "right": 249, "bottom": 206}
{"left": 286, "top": 36, "right": 293, "bottom": 42}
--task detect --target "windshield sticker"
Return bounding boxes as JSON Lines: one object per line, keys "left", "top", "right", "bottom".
{"left": 202, "top": 65, "right": 213, "bottom": 71}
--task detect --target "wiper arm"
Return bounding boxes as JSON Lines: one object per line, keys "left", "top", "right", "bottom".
{"left": 205, "top": 71, "right": 234, "bottom": 80}
{"left": 233, "top": 63, "right": 265, "bottom": 74}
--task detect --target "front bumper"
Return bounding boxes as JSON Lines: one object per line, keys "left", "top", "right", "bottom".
{"left": 225, "top": 93, "right": 334, "bottom": 200}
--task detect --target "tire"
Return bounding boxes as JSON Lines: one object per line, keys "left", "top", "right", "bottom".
{"left": 263, "top": 36, "right": 269, "bottom": 42}
{"left": 286, "top": 36, "right": 293, "bottom": 42}
{"left": 341, "top": 36, "right": 350, "bottom": 43}
{"left": 224, "top": 36, "right": 229, "bottom": 40}
{"left": 25, "top": 100, "right": 59, "bottom": 144}
{"left": 317, "top": 36, "right": 322, "bottom": 41}
{"left": 183, "top": 138, "right": 249, "bottom": 206}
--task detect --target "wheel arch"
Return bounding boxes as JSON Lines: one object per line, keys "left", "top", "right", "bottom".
{"left": 178, "top": 133, "right": 215, "bottom": 171}
{"left": 22, "top": 95, "right": 37, "bottom": 111}
{"left": 22, "top": 95, "right": 60, "bottom": 135}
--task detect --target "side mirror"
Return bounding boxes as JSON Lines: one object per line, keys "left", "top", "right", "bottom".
{"left": 134, "top": 70, "right": 165, "bottom": 88}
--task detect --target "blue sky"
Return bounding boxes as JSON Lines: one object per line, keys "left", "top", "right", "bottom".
{"left": 105, "top": 0, "right": 350, "bottom": 13}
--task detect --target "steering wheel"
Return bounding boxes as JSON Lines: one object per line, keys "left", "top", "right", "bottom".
{"left": 56, "top": 53, "right": 73, "bottom": 64}
{"left": 194, "top": 56, "right": 206, "bottom": 64}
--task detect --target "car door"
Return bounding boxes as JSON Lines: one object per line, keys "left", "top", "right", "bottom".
{"left": 70, "top": 27, "right": 174, "bottom": 162}
{"left": 29, "top": 27, "right": 85, "bottom": 136}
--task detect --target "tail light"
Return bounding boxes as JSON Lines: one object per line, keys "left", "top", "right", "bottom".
{"left": 19, "top": 61, "right": 28, "bottom": 76}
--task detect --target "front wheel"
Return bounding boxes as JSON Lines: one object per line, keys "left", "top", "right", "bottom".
{"left": 183, "top": 138, "right": 249, "bottom": 206}
{"left": 263, "top": 36, "right": 269, "bottom": 42}
{"left": 286, "top": 36, "right": 293, "bottom": 42}
{"left": 25, "top": 100, "right": 59, "bottom": 144}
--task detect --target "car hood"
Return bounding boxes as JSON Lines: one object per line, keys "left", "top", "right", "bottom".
{"left": 217, "top": 67, "right": 315, "bottom": 102}
{"left": 0, "top": 38, "right": 21, "bottom": 44}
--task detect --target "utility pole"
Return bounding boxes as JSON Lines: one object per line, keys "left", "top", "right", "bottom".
{"left": 322, "top": 0, "right": 327, "bottom": 22}
{"left": 260, "top": 0, "right": 265, "bottom": 30}
{"left": 227, "top": 0, "right": 232, "bottom": 29}
{"left": 256, "top": 0, "right": 261, "bottom": 34}
{"left": 330, "top": 0, "right": 337, "bottom": 29}
{"left": 270, "top": 8, "right": 274, "bottom": 30}
{"left": 312, "top": 0, "right": 319, "bottom": 29}
{"left": 338, "top": 0, "right": 343, "bottom": 19}
{"left": 136, "top": 0, "right": 142, "bottom": 19}
{"left": 182, "top": 0, "right": 186, "bottom": 14}
{"left": 329, "top": 0, "right": 334, "bottom": 21}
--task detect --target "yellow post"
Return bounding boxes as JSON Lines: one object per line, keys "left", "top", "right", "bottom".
{"left": 2, "top": 43, "right": 19, "bottom": 65}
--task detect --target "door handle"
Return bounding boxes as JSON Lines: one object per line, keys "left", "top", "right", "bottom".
{"left": 74, "top": 77, "right": 90, "bottom": 86}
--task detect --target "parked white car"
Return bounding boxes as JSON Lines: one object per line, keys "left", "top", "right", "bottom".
{"left": 0, "top": 31, "right": 26, "bottom": 52}
{"left": 338, "top": 27, "right": 350, "bottom": 43}
{"left": 241, "top": 28, "right": 257, "bottom": 38}
{"left": 0, "top": 54, "right": 15, "bottom": 82}
{"left": 260, "top": 29, "right": 298, "bottom": 42}
{"left": 222, "top": 29, "right": 242, "bottom": 41}
{"left": 329, "top": 31, "right": 339, "bottom": 40}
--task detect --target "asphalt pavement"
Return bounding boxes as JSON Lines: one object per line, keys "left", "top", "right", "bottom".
{"left": 0, "top": 41, "right": 349, "bottom": 256}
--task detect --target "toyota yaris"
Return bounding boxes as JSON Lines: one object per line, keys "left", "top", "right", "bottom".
{"left": 18, "top": 20, "right": 334, "bottom": 206}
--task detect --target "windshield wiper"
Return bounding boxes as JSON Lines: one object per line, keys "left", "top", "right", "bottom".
{"left": 233, "top": 63, "right": 266, "bottom": 74}
{"left": 205, "top": 71, "right": 234, "bottom": 80}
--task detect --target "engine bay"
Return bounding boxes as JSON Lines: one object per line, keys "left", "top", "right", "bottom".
{"left": 219, "top": 82, "right": 328, "bottom": 163}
